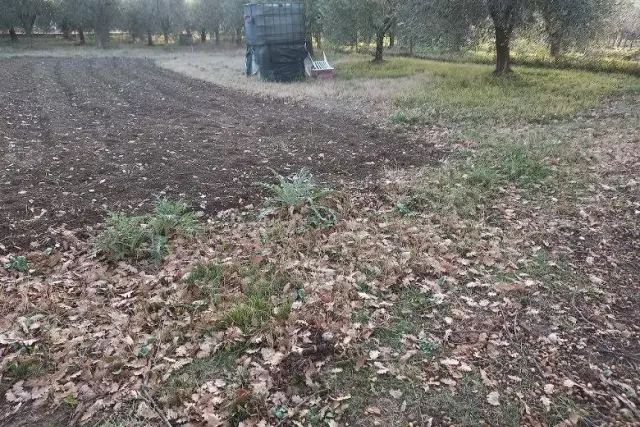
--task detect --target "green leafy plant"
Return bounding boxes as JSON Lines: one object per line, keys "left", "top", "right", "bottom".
{"left": 94, "top": 197, "right": 198, "bottom": 262}
{"left": 4, "top": 255, "right": 29, "bottom": 272}
{"left": 63, "top": 394, "right": 81, "bottom": 406}
{"left": 259, "top": 168, "right": 338, "bottom": 229}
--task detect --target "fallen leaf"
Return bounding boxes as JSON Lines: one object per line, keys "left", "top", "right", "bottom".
{"left": 389, "top": 389, "right": 403, "bottom": 399}
{"left": 260, "top": 348, "right": 285, "bottom": 366}
{"left": 481, "top": 369, "right": 497, "bottom": 387}
{"left": 540, "top": 396, "right": 551, "bottom": 412}
{"left": 544, "top": 384, "right": 555, "bottom": 395}
{"left": 365, "top": 406, "right": 382, "bottom": 415}
{"left": 493, "top": 282, "right": 526, "bottom": 292}
{"left": 487, "top": 391, "right": 500, "bottom": 406}
{"left": 440, "top": 358, "right": 460, "bottom": 366}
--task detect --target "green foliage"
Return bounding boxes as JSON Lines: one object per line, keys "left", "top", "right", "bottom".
{"left": 401, "top": 136, "right": 567, "bottom": 218}
{"left": 4, "top": 255, "right": 29, "bottom": 272}
{"left": 390, "top": 111, "right": 420, "bottom": 123}
{"left": 63, "top": 394, "right": 81, "bottom": 406}
{"left": 94, "top": 197, "right": 198, "bottom": 262}
{"left": 259, "top": 168, "right": 338, "bottom": 230}
{"left": 218, "top": 263, "right": 291, "bottom": 333}
{"left": 260, "top": 168, "right": 328, "bottom": 209}
{"left": 339, "top": 57, "right": 640, "bottom": 123}
{"left": 6, "top": 358, "right": 45, "bottom": 380}
{"left": 186, "top": 262, "right": 223, "bottom": 302}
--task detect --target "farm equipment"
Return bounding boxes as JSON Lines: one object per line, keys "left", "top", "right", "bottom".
{"left": 308, "top": 52, "right": 334, "bottom": 78}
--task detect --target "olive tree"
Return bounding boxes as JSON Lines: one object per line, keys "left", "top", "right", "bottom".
{"left": 323, "top": 0, "right": 402, "bottom": 62}
{"left": 397, "top": 0, "right": 486, "bottom": 54}
{"left": 120, "top": 0, "right": 158, "bottom": 44}
{"left": 188, "top": 0, "right": 222, "bottom": 43}
{"left": 55, "top": 0, "right": 120, "bottom": 47}
{"left": 1, "top": 0, "right": 52, "bottom": 37}
{"left": 536, "top": 0, "right": 615, "bottom": 56}
{"left": 155, "top": 0, "right": 186, "bottom": 44}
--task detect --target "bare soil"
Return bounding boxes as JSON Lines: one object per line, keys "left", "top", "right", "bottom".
{"left": 0, "top": 56, "right": 437, "bottom": 252}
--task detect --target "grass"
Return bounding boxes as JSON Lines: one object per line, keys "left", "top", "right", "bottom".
{"left": 217, "top": 263, "right": 292, "bottom": 333}
{"left": 185, "top": 262, "right": 224, "bottom": 303}
{"left": 5, "top": 357, "right": 46, "bottom": 380}
{"left": 397, "top": 134, "right": 576, "bottom": 218}
{"left": 159, "top": 343, "right": 248, "bottom": 407}
{"left": 94, "top": 197, "right": 198, "bottom": 262}
{"left": 337, "top": 57, "right": 640, "bottom": 123}
{"left": 324, "top": 364, "right": 521, "bottom": 427}
{"left": 371, "top": 286, "right": 437, "bottom": 350}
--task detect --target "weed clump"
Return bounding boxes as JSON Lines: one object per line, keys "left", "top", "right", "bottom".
{"left": 95, "top": 197, "right": 198, "bottom": 262}
{"left": 259, "top": 168, "right": 338, "bottom": 230}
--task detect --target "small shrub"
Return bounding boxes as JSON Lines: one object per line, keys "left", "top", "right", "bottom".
{"left": 150, "top": 198, "right": 198, "bottom": 237}
{"left": 95, "top": 197, "right": 198, "bottom": 262}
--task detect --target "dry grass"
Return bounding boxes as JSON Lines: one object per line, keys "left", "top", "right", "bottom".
{"left": 155, "top": 49, "right": 412, "bottom": 118}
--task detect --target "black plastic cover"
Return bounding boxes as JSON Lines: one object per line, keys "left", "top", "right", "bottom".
{"left": 253, "top": 43, "right": 307, "bottom": 82}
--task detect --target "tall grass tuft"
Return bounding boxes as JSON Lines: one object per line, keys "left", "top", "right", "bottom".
{"left": 95, "top": 197, "right": 199, "bottom": 262}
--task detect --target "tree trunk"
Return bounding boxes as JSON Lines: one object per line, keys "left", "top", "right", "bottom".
{"left": 163, "top": 31, "right": 169, "bottom": 44}
{"left": 200, "top": 29, "right": 206, "bottom": 43}
{"left": 373, "top": 30, "right": 385, "bottom": 62}
{"left": 78, "top": 27, "right": 86, "bottom": 45}
{"left": 487, "top": 0, "right": 517, "bottom": 75}
{"left": 97, "top": 28, "right": 109, "bottom": 49}
{"left": 236, "top": 28, "right": 242, "bottom": 45}
{"left": 389, "top": 32, "right": 395, "bottom": 48}
{"left": 214, "top": 28, "right": 220, "bottom": 43}
{"left": 61, "top": 23, "right": 71, "bottom": 40}
{"left": 493, "top": 25, "right": 512, "bottom": 75}
{"left": 306, "top": 34, "right": 314, "bottom": 57}
{"left": 315, "top": 34, "right": 322, "bottom": 50}
{"left": 23, "top": 14, "right": 37, "bottom": 37}
{"left": 147, "top": 31, "right": 153, "bottom": 46}
{"left": 549, "top": 32, "right": 562, "bottom": 58}
{"left": 9, "top": 27, "right": 18, "bottom": 41}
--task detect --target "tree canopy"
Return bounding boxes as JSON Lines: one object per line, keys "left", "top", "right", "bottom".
{"left": 1, "top": 0, "right": 632, "bottom": 67}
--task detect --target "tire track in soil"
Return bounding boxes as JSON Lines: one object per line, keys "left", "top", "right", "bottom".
{"left": 0, "top": 56, "right": 440, "bottom": 252}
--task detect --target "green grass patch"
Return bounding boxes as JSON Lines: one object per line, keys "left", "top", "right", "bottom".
{"left": 337, "top": 57, "right": 640, "bottom": 123}
{"left": 371, "top": 286, "right": 437, "bottom": 350}
{"left": 397, "top": 133, "right": 585, "bottom": 218}
{"left": 217, "top": 263, "right": 292, "bottom": 333}
{"left": 336, "top": 56, "right": 439, "bottom": 79}
{"left": 185, "top": 262, "right": 224, "bottom": 303}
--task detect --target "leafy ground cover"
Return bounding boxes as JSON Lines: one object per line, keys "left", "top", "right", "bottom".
{"left": 0, "top": 47, "right": 638, "bottom": 427}
{"left": 2, "top": 91, "right": 639, "bottom": 426}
